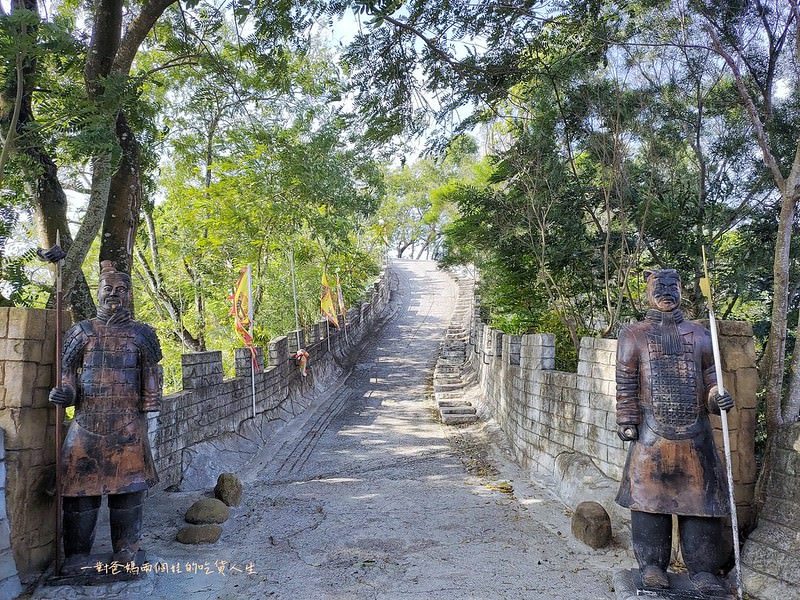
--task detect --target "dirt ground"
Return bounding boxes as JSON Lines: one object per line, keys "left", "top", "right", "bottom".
{"left": 29, "top": 259, "right": 635, "bottom": 600}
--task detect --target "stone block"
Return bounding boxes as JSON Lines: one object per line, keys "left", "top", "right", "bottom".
{"left": 732, "top": 368, "right": 759, "bottom": 410}
{"left": 2, "top": 361, "right": 38, "bottom": 407}
{"left": 0, "top": 309, "right": 8, "bottom": 337}
{"left": 268, "top": 336, "right": 289, "bottom": 367}
{"left": 1, "top": 407, "right": 49, "bottom": 450}
{"left": 721, "top": 346, "right": 757, "bottom": 372}
{"left": 504, "top": 334, "right": 521, "bottom": 366}
{"left": 287, "top": 330, "right": 305, "bottom": 354}
{"left": 0, "top": 339, "right": 43, "bottom": 363}
{"left": 577, "top": 360, "right": 592, "bottom": 378}
{"left": 6, "top": 308, "right": 46, "bottom": 340}
{"left": 34, "top": 362, "right": 54, "bottom": 394}
{"left": 181, "top": 351, "right": 223, "bottom": 389}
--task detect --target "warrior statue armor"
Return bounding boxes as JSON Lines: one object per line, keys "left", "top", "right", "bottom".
{"left": 49, "top": 261, "right": 162, "bottom": 573}
{"left": 615, "top": 269, "right": 734, "bottom": 596}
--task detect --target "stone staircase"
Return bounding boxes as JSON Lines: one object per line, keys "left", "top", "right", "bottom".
{"left": 433, "top": 277, "right": 478, "bottom": 425}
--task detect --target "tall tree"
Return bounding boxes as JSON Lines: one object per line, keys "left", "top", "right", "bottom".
{"left": 697, "top": 0, "right": 800, "bottom": 430}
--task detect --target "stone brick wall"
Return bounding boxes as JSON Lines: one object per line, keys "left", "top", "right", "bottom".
{"left": 740, "top": 422, "right": 800, "bottom": 600}
{"left": 0, "top": 308, "right": 64, "bottom": 580}
{"left": 0, "top": 268, "right": 389, "bottom": 580}
{"left": 467, "top": 298, "right": 758, "bottom": 533}
{"left": 0, "top": 429, "right": 22, "bottom": 598}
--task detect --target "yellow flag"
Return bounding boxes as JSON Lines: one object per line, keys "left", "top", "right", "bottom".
{"left": 231, "top": 266, "right": 258, "bottom": 370}
{"left": 321, "top": 271, "right": 339, "bottom": 328}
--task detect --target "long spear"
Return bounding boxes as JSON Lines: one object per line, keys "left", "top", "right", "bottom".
{"left": 37, "top": 232, "right": 66, "bottom": 576}
{"left": 699, "top": 246, "right": 743, "bottom": 600}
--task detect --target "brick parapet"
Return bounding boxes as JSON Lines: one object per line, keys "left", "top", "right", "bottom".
{"left": 467, "top": 296, "right": 758, "bottom": 541}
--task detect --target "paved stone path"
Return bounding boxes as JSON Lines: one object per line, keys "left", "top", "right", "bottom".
{"left": 34, "top": 259, "right": 633, "bottom": 599}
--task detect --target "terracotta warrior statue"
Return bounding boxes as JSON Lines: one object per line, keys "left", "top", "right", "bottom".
{"left": 615, "top": 269, "right": 734, "bottom": 596}
{"left": 49, "top": 261, "right": 162, "bottom": 572}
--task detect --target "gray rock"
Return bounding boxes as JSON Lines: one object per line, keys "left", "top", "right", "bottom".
{"left": 176, "top": 524, "right": 223, "bottom": 545}
{"left": 571, "top": 500, "right": 612, "bottom": 549}
{"left": 184, "top": 498, "right": 230, "bottom": 524}
{"left": 214, "top": 472, "right": 243, "bottom": 507}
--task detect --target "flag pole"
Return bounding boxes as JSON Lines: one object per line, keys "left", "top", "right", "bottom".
{"left": 247, "top": 265, "right": 256, "bottom": 419}
{"left": 289, "top": 250, "right": 301, "bottom": 350}
{"left": 325, "top": 318, "right": 331, "bottom": 351}
{"left": 700, "top": 247, "right": 743, "bottom": 600}
{"left": 337, "top": 272, "right": 348, "bottom": 345}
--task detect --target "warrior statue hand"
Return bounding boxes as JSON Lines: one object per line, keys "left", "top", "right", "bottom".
{"left": 49, "top": 385, "right": 75, "bottom": 407}
{"left": 714, "top": 390, "right": 734, "bottom": 412}
{"left": 617, "top": 425, "right": 638, "bottom": 441}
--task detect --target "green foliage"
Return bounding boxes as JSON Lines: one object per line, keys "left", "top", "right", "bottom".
{"left": 379, "top": 135, "right": 480, "bottom": 259}
{"left": 131, "top": 31, "right": 385, "bottom": 390}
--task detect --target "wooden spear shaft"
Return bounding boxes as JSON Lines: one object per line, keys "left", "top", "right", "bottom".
{"left": 700, "top": 247, "right": 743, "bottom": 600}
{"left": 52, "top": 231, "right": 64, "bottom": 576}
{"left": 54, "top": 280, "right": 63, "bottom": 574}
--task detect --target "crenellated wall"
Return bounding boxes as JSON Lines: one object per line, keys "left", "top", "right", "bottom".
{"left": 465, "top": 296, "right": 759, "bottom": 535}
{"left": 0, "top": 269, "right": 390, "bottom": 580}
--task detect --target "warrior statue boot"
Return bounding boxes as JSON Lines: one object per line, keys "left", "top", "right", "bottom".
{"left": 632, "top": 511, "right": 670, "bottom": 589}
{"left": 109, "top": 491, "right": 145, "bottom": 564}
{"left": 681, "top": 516, "right": 729, "bottom": 596}
{"left": 62, "top": 496, "right": 101, "bottom": 574}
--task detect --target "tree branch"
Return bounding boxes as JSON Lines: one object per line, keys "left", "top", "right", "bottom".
{"left": 706, "top": 27, "right": 786, "bottom": 192}
{"left": 112, "top": 0, "right": 179, "bottom": 76}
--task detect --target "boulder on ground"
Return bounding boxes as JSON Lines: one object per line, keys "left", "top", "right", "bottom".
{"left": 176, "top": 524, "right": 223, "bottom": 544}
{"left": 185, "top": 497, "right": 230, "bottom": 524}
{"left": 214, "top": 472, "right": 243, "bottom": 507}
{"left": 571, "top": 500, "right": 612, "bottom": 549}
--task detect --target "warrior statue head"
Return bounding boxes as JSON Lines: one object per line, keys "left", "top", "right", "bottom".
{"left": 644, "top": 269, "right": 682, "bottom": 313}
{"left": 97, "top": 260, "right": 132, "bottom": 317}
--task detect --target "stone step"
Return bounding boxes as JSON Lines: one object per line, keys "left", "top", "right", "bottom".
{"left": 439, "top": 360, "right": 466, "bottom": 368}
{"left": 434, "top": 369, "right": 461, "bottom": 378}
{"left": 433, "top": 382, "right": 464, "bottom": 393}
{"left": 435, "top": 390, "right": 465, "bottom": 400}
{"left": 440, "top": 405, "right": 476, "bottom": 415}
{"left": 434, "top": 370, "right": 461, "bottom": 379}
{"left": 437, "top": 399, "right": 473, "bottom": 408}
{"left": 441, "top": 413, "right": 479, "bottom": 425}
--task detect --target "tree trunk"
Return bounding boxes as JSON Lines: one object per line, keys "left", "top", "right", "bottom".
{"left": 761, "top": 190, "right": 794, "bottom": 434}
{"left": 782, "top": 146, "right": 800, "bottom": 422}
{"left": 5, "top": 0, "right": 95, "bottom": 318}
{"left": 100, "top": 113, "right": 142, "bottom": 274}
{"left": 183, "top": 259, "right": 206, "bottom": 351}
{"left": 27, "top": 147, "right": 96, "bottom": 319}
